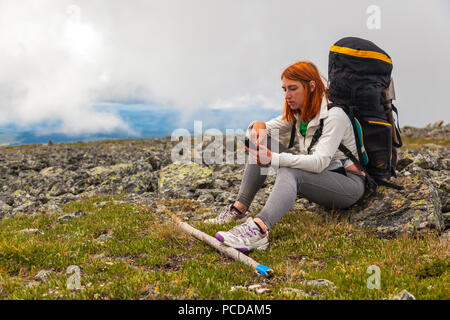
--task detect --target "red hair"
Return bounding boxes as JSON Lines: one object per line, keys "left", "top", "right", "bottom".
{"left": 281, "top": 61, "right": 328, "bottom": 123}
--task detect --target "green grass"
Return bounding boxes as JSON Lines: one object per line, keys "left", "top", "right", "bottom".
{"left": 0, "top": 196, "right": 448, "bottom": 300}
{"left": 401, "top": 137, "right": 450, "bottom": 149}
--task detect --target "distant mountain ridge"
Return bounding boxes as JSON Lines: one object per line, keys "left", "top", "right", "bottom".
{"left": 0, "top": 105, "right": 281, "bottom": 146}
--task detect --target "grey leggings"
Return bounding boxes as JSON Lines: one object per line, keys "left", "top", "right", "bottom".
{"left": 236, "top": 137, "right": 366, "bottom": 230}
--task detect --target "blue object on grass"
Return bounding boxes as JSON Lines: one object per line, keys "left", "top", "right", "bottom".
{"left": 255, "top": 264, "right": 273, "bottom": 278}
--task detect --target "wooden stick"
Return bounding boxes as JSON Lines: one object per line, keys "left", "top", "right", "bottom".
{"left": 172, "top": 215, "right": 274, "bottom": 278}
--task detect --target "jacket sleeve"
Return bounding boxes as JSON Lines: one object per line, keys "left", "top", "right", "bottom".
{"left": 246, "top": 115, "right": 294, "bottom": 138}
{"left": 270, "top": 110, "right": 348, "bottom": 173}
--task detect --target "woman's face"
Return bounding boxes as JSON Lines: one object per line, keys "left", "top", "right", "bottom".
{"left": 282, "top": 77, "right": 306, "bottom": 111}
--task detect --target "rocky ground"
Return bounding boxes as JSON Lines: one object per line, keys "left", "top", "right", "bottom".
{"left": 1, "top": 123, "right": 449, "bottom": 238}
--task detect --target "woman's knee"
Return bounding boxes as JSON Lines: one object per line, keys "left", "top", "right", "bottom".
{"left": 277, "top": 167, "right": 306, "bottom": 184}
{"left": 277, "top": 167, "right": 296, "bottom": 178}
{"left": 275, "top": 167, "right": 301, "bottom": 189}
{"left": 277, "top": 167, "right": 300, "bottom": 176}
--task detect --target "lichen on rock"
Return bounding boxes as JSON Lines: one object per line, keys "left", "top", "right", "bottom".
{"left": 158, "top": 161, "right": 214, "bottom": 200}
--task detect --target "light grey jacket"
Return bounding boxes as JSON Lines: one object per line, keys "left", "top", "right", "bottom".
{"left": 248, "top": 99, "right": 359, "bottom": 173}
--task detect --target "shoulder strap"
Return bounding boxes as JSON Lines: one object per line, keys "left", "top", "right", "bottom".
{"left": 337, "top": 143, "right": 378, "bottom": 192}
{"left": 288, "top": 117, "right": 324, "bottom": 153}
{"left": 307, "top": 119, "right": 324, "bottom": 154}
{"left": 346, "top": 107, "right": 365, "bottom": 166}
{"left": 338, "top": 143, "right": 403, "bottom": 191}
{"left": 288, "top": 122, "right": 296, "bottom": 149}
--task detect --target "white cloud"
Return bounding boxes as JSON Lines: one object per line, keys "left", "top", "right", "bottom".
{"left": 210, "top": 94, "right": 277, "bottom": 110}
{"left": 0, "top": 0, "right": 449, "bottom": 134}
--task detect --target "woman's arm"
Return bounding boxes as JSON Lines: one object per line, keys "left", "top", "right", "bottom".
{"left": 247, "top": 115, "right": 294, "bottom": 139}
{"left": 270, "top": 109, "right": 348, "bottom": 173}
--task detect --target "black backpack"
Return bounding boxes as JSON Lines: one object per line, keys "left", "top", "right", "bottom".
{"left": 289, "top": 37, "right": 403, "bottom": 191}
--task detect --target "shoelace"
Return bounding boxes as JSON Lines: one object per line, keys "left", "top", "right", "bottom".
{"left": 217, "top": 206, "right": 237, "bottom": 221}
{"left": 229, "top": 222, "right": 259, "bottom": 238}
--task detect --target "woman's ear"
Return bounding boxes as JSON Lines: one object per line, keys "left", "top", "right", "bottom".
{"left": 309, "top": 80, "right": 316, "bottom": 92}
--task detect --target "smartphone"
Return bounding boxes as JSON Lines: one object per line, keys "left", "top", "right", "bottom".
{"left": 244, "top": 137, "right": 272, "bottom": 151}
{"left": 244, "top": 137, "right": 258, "bottom": 151}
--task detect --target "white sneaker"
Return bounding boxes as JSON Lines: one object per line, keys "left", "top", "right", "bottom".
{"left": 204, "top": 204, "right": 248, "bottom": 224}
{"left": 215, "top": 218, "right": 269, "bottom": 253}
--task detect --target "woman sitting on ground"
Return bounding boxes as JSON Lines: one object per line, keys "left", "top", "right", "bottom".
{"left": 205, "top": 61, "right": 366, "bottom": 252}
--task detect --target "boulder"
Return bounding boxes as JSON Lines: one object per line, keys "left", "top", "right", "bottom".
{"left": 390, "top": 289, "right": 416, "bottom": 300}
{"left": 35, "top": 269, "right": 54, "bottom": 282}
{"left": 301, "top": 279, "right": 335, "bottom": 288}
{"left": 158, "top": 162, "right": 214, "bottom": 199}
{"left": 336, "top": 148, "right": 448, "bottom": 236}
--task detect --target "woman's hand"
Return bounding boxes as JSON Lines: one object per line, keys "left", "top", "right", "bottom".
{"left": 250, "top": 121, "right": 267, "bottom": 145}
{"left": 247, "top": 121, "right": 271, "bottom": 166}
{"left": 245, "top": 142, "right": 272, "bottom": 167}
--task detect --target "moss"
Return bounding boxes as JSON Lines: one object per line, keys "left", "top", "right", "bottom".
{"left": 403, "top": 137, "right": 450, "bottom": 146}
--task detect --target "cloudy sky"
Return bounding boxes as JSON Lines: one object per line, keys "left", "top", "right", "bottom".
{"left": 0, "top": 0, "right": 449, "bottom": 136}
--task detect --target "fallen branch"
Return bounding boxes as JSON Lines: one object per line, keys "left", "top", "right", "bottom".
{"left": 172, "top": 215, "right": 274, "bottom": 278}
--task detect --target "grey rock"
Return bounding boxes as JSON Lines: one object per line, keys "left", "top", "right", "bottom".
{"left": 301, "top": 279, "right": 335, "bottom": 288}
{"left": 197, "top": 192, "right": 215, "bottom": 204}
{"left": 73, "top": 210, "right": 85, "bottom": 217}
{"left": 230, "top": 285, "right": 247, "bottom": 292}
{"left": 26, "top": 280, "right": 41, "bottom": 288}
{"left": 214, "top": 191, "right": 232, "bottom": 204}
{"left": 280, "top": 287, "right": 320, "bottom": 298}
{"left": 35, "top": 269, "right": 54, "bottom": 282}
{"left": 255, "top": 287, "right": 272, "bottom": 295}
{"left": 443, "top": 212, "right": 450, "bottom": 228}
{"left": 231, "top": 284, "right": 271, "bottom": 295}
{"left": 390, "top": 289, "right": 416, "bottom": 300}
{"left": 402, "top": 123, "right": 449, "bottom": 140}
{"left": 158, "top": 162, "right": 214, "bottom": 204}
{"left": 332, "top": 147, "right": 449, "bottom": 236}
{"left": 57, "top": 210, "right": 86, "bottom": 221}
{"left": 57, "top": 214, "right": 73, "bottom": 221}
{"left": 57, "top": 214, "right": 75, "bottom": 221}
{"left": 247, "top": 284, "right": 262, "bottom": 291}
{"left": 213, "top": 179, "right": 229, "bottom": 189}
{"left": 19, "top": 228, "right": 44, "bottom": 235}
{"left": 96, "top": 234, "right": 113, "bottom": 242}
{"left": 440, "top": 229, "right": 450, "bottom": 241}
